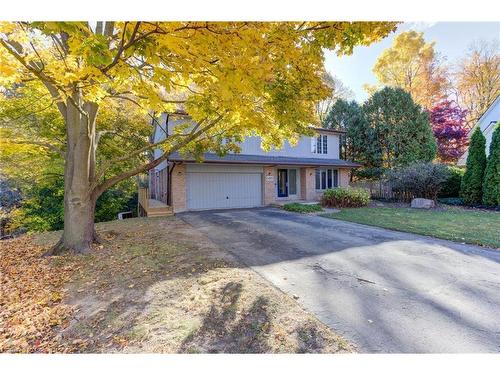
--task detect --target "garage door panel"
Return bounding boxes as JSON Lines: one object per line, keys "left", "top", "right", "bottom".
{"left": 187, "top": 172, "right": 262, "bottom": 210}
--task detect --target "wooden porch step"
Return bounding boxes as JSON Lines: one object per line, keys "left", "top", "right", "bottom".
{"left": 147, "top": 206, "right": 173, "bottom": 213}
{"left": 139, "top": 197, "right": 174, "bottom": 217}
{"left": 147, "top": 210, "right": 174, "bottom": 217}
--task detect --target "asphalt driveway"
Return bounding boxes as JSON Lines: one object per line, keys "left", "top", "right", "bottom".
{"left": 179, "top": 207, "right": 500, "bottom": 353}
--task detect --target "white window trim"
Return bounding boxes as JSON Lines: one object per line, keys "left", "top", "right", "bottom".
{"left": 312, "top": 135, "right": 328, "bottom": 154}
{"left": 315, "top": 168, "right": 339, "bottom": 191}
{"left": 310, "top": 137, "right": 317, "bottom": 153}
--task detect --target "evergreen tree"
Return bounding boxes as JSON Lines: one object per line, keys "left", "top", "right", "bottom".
{"left": 362, "top": 87, "right": 437, "bottom": 172}
{"left": 460, "top": 127, "right": 487, "bottom": 205}
{"left": 482, "top": 123, "right": 500, "bottom": 206}
{"left": 323, "top": 99, "right": 381, "bottom": 177}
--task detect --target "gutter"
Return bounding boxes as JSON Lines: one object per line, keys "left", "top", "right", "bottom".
{"left": 168, "top": 157, "right": 361, "bottom": 168}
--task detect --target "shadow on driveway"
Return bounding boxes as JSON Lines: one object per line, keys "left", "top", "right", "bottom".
{"left": 179, "top": 207, "right": 500, "bottom": 353}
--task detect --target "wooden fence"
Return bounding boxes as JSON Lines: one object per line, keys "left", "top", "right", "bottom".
{"left": 351, "top": 179, "right": 415, "bottom": 202}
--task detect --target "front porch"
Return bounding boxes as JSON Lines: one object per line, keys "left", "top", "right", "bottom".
{"left": 138, "top": 187, "right": 173, "bottom": 217}
{"left": 263, "top": 166, "right": 350, "bottom": 205}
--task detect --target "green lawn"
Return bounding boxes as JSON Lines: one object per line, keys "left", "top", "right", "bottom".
{"left": 322, "top": 206, "right": 500, "bottom": 249}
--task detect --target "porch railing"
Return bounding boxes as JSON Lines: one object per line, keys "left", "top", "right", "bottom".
{"left": 138, "top": 187, "right": 149, "bottom": 212}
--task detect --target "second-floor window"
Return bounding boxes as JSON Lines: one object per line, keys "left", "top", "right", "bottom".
{"left": 311, "top": 135, "right": 328, "bottom": 154}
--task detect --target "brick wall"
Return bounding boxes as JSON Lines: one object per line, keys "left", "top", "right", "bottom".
{"left": 303, "top": 167, "right": 317, "bottom": 201}
{"left": 171, "top": 163, "right": 186, "bottom": 212}
{"left": 339, "top": 168, "right": 351, "bottom": 187}
{"left": 263, "top": 166, "right": 276, "bottom": 205}
{"left": 300, "top": 168, "right": 307, "bottom": 199}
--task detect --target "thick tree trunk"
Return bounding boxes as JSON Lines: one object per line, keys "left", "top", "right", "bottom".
{"left": 51, "top": 196, "right": 97, "bottom": 255}
{"left": 46, "top": 91, "right": 100, "bottom": 255}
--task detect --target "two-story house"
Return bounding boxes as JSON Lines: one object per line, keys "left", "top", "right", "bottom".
{"left": 146, "top": 113, "right": 360, "bottom": 213}
{"left": 457, "top": 95, "right": 500, "bottom": 167}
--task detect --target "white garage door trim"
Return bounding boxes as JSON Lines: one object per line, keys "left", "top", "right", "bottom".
{"left": 186, "top": 167, "right": 263, "bottom": 210}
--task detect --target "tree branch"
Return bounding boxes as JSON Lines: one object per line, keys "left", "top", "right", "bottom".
{"left": 0, "top": 38, "right": 69, "bottom": 120}
{"left": 92, "top": 112, "right": 226, "bottom": 198}
{"left": 92, "top": 117, "right": 205, "bottom": 183}
{"left": 7, "top": 139, "right": 65, "bottom": 157}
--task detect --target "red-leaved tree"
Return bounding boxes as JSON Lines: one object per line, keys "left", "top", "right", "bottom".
{"left": 429, "top": 100, "right": 469, "bottom": 164}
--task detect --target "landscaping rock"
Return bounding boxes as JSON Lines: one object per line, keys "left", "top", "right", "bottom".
{"left": 411, "top": 198, "right": 435, "bottom": 209}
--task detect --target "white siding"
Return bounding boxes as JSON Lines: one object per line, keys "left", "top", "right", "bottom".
{"left": 457, "top": 97, "right": 500, "bottom": 165}
{"left": 239, "top": 134, "right": 340, "bottom": 159}
{"left": 152, "top": 114, "right": 192, "bottom": 171}
{"left": 186, "top": 164, "right": 263, "bottom": 173}
{"left": 152, "top": 114, "right": 341, "bottom": 166}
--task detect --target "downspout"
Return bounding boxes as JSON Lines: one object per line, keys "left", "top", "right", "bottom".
{"left": 164, "top": 113, "right": 174, "bottom": 206}
{"left": 167, "top": 162, "right": 177, "bottom": 206}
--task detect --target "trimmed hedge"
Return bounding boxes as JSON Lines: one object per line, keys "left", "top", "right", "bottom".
{"left": 320, "top": 187, "right": 370, "bottom": 208}
{"left": 283, "top": 203, "right": 323, "bottom": 213}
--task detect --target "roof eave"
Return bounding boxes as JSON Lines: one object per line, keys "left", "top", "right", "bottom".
{"left": 169, "top": 157, "right": 361, "bottom": 168}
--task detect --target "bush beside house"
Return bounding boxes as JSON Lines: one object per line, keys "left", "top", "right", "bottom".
{"left": 321, "top": 187, "right": 370, "bottom": 208}
{"left": 460, "top": 127, "right": 487, "bottom": 205}
{"left": 482, "top": 124, "right": 500, "bottom": 206}
{"left": 283, "top": 203, "right": 323, "bottom": 213}
{"left": 387, "top": 162, "right": 450, "bottom": 201}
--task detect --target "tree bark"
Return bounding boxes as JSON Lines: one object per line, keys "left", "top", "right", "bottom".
{"left": 46, "top": 91, "right": 100, "bottom": 255}
{"left": 43, "top": 91, "right": 223, "bottom": 256}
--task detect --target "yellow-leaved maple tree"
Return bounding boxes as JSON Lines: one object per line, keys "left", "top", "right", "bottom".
{"left": 366, "top": 30, "right": 448, "bottom": 109}
{"left": 0, "top": 22, "right": 397, "bottom": 254}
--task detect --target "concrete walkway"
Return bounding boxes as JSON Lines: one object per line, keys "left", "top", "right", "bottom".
{"left": 179, "top": 207, "right": 500, "bottom": 353}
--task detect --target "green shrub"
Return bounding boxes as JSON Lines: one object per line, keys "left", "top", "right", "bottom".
{"left": 10, "top": 177, "right": 137, "bottom": 233}
{"left": 438, "top": 166, "right": 464, "bottom": 198}
{"left": 386, "top": 162, "right": 450, "bottom": 200}
{"left": 320, "top": 187, "right": 370, "bottom": 208}
{"left": 460, "top": 127, "right": 487, "bottom": 205}
{"left": 437, "top": 197, "right": 465, "bottom": 206}
{"left": 283, "top": 203, "right": 323, "bottom": 213}
{"left": 482, "top": 123, "right": 500, "bottom": 206}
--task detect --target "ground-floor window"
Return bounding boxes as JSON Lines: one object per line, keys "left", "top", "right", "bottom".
{"left": 315, "top": 168, "right": 338, "bottom": 190}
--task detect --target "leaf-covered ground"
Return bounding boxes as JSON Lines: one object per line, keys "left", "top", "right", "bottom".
{"left": 0, "top": 237, "right": 77, "bottom": 352}
{"left": 1, "top": 217, "right": 352, "bottom": 353}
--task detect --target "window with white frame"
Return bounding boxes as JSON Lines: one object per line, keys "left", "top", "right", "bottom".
{"left": 315, "top": 168, "right": 338, "bottom": 190}
{"left": 311, "top": 135, "right": 328, "bottom": 154}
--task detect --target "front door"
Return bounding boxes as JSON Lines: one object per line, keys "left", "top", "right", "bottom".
{"left": 277, "top": 169, "right": 288, "bottom": 197}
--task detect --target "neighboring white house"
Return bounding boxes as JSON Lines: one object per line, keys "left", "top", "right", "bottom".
{"left": 458, "top": 95, "right": 500, "bottom": 166}
{"left": 145, "top": 113, "right": 360, "bottom": 213}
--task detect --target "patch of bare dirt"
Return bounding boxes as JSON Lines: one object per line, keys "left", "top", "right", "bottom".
{"left": 4, "top": 216, "right": 353, "bottom": 353}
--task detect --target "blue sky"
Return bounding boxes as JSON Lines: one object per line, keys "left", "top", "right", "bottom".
{"left": 324, "top": 22, "right": 500, "bottom": 102}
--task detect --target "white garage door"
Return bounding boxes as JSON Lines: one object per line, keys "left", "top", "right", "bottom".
{"left": 187, "top": 171, "right": 262, "bottom": 210}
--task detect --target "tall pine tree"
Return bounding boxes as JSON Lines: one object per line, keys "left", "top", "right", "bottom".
{"left": 460, "top": 127, "right": 487, "bottom": 205}
{"left": 482, "top": 123, "right": 500, "bottom": 206}
{"left": 362, "top": 87, "right": 437, "bottom": 170}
